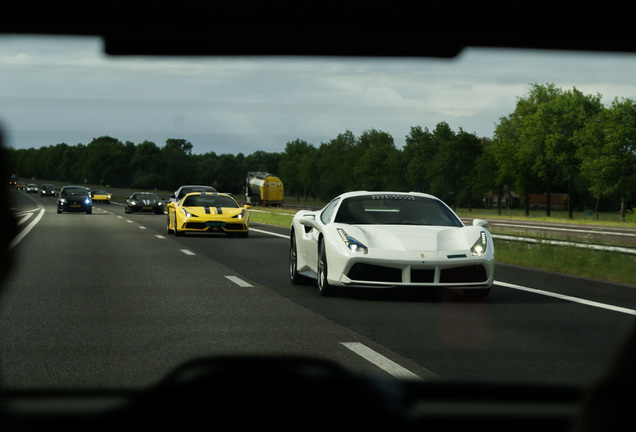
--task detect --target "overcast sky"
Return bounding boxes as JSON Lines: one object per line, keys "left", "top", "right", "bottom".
{"left": 2, "top": 35, "right": 636, "bottom": 156}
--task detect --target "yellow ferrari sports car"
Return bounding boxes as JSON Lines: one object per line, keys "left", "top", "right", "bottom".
{"left": 91, "top": 189, "right": 111, "bottom": 204}
{"left": 167, "top": 192, "right": 250, "bottom": 237}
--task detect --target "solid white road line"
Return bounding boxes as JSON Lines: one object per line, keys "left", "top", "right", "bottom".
{"left": 250, "top": 228, "right": 289, "bottom": 239}
{"left": 341, "top": 342, "right": 422, "bottom": 380}
{"left": 496, "top": 280, "right": 636, "bottom": 316}
{"left": 225, "top": 276, "right": 253, "bottom": 287}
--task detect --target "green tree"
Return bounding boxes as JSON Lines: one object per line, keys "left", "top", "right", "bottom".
{"left": 161, "top": 139, "right": 195, "bottom": 190}
{"left": 352, "top": 129, "right": 399, "bottom": 191}
{"left": 577, "top": 98, "right": 636, "bottom": 221}
{"left": 316, "top": 130, "right": 356, "bottom": 200}
{"left": 402, "top": 126, "right": 437, "bottom": 193}
{"left": 426, "top": 122, "right": 456, "bottom": 204}
{"left": 83, "top": 136, "right": 131, "bottom": 186}
{"left": 493, "top": 112, "right": 536, "bottom": 217}
{"left": 279, "top": 139, "right": 314, "bottom": 200}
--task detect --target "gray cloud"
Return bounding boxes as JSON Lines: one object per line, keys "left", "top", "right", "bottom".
{"left": 2, "top": 36, "right": 636, "bottom": 155}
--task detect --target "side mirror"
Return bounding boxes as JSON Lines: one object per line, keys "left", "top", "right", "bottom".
{"left": 299, "top": 213, "right": 318, "bottom": 228}
{"left": 244, "top": 205, "right": 251, "bottom": 209}
{"left": 472, "top": 218, "right": 489, "bottom": 228}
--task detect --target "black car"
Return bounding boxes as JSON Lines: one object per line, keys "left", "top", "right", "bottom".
{"left": 169, "top": 185, "right": 218, "bottom": 204}
{"left": 57, "top": 186, "right": 92, "bottom": 214}
{"left": 125, "top": 192, "right": 165, "bottom": 214}
{"left": 40, "top": 184, "right": 56, "bottom": 197}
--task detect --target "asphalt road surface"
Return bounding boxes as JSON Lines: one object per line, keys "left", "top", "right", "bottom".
{"left": 2, "top": 189, "right": 636, "bottom": 391}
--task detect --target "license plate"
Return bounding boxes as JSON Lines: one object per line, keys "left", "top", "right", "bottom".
{"left": 70, "top": 204, "right": 80, "bottom": 208}
{"left": 206, "top": 221, "right": 225, "bottom": 227}
{"left": 143, "top": 206, "right": 152, "bottom": 210}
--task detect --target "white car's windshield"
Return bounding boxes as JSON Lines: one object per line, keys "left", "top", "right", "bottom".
{"left": 334, "top": 195, "right": 463, "bottom": 227}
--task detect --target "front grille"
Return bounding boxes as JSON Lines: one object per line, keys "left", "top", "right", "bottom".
{"left": 410, "top": 269, "right": 435, "bottom": 283}
{"left": 440, "top": 265, "right": 488, "bottom": 283}
{"left": 347, "top": 263, "right": 402, "bottom": 283}
{"left": 185, "top": 222, "right": 207, "bottom": 229}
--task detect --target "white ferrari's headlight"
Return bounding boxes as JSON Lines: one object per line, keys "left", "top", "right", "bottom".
{"left": 337, "top": 228, "right": 368, "bottom": 254}
{"left": 471, "top": 231, "right": 488, "bottom": 256}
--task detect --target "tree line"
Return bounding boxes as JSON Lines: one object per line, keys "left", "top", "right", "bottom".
{"left": 6, "top": 83, "right": 636, "bottom": 221}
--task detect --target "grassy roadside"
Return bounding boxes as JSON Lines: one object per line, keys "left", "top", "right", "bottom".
{"left": 249, "top": 205, "right": 636, "bottom": 286}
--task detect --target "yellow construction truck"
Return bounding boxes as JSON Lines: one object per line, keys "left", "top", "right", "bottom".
{"left": 245, "top": 172, "right": 284, "bottom": 206}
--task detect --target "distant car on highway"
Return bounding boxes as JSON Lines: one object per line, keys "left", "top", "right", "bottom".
{"left": 167, "top": 192, "right": 249, "bottom": 237}
{"left": 91, "top": 189, "right": 111, "bottom": 204}
{"left": 57, "top": 186, "right": 92, "bottom": 214}
{"left": 168, "top": 185, "right": 217, "bottom": 204}
{"left": 289, "top": 191, "right": 495, "bottom": 298}
{"left": 26, "top": 184, "right": 38, "bottom": 193}
{"left": 40, "top": 184, "right": 57, "bottom": 197}
{"left": 16, "top": 182, "right": 25, "bottom": 190}
{"left": 125, "top": 192, "right": 165, "bottom": 214}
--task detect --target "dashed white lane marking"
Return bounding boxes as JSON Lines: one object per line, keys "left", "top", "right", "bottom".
{"left": 341, "top": 342, "right": 422, "bottom": 380}
{"left": 180, "top": 249, "right": 195, "bottom": 256}
{"left": 155, "top": 235, "right": 165, "bottom": 239}
{"left": 225, "top": 275, "right": 253, "bottom": 287}
{"left": 497, "top": 280, "right": 636, "bottom": 316}
{"left": 139, "top": 226, "right": 147, "bottom": 230}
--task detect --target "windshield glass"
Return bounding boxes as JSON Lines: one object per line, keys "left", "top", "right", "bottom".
{"left": 1, "top": 35, "right": 635, "bottom": 395}
{"left": 133, "top": 193, "right": 160, "bottom": 202}
{"left": 334, "top": 195, "right": 463, "bottom": 226}
{"left": 182, "top": 194, "right": 238, "bottom": 208}
{"left": 61, "top": 187, "right": 88, "bottom": 197}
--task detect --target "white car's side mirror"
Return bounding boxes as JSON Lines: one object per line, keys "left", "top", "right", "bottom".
{"left": 472, "top": 218, "right": 489, "bottom": 227}
{"left": 299, "top": 214, "right": 318, "bottom": 228}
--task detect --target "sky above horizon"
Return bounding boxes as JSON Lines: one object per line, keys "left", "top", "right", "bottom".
{"left": 2, "top": 35, "right": 636, "bottom": 156}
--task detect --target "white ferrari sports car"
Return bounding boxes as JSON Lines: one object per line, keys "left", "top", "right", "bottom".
{"left": 289, "top": 191, "right": 494, "bottom": 298}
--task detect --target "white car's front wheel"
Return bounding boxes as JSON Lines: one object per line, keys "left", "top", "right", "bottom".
{"left": 317, "top": 238, "right": 335, "bottom": 296}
